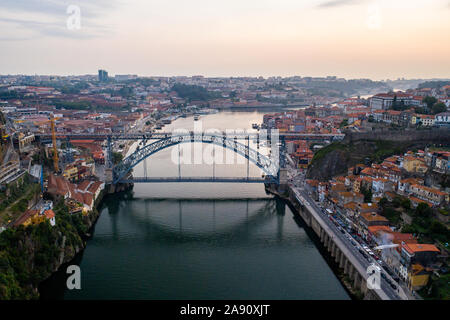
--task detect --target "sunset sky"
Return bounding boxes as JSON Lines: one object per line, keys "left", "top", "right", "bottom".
{"left": 0, "top": 0, "right": 449, "bottom": 79}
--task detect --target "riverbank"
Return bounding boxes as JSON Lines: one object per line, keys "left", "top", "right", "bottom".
{"left": 265, "top": 184, "right": 360, "bottom": 300}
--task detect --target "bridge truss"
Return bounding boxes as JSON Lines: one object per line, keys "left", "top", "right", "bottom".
{"left": 112, "top": 132, "right": 284, "bottom": 184}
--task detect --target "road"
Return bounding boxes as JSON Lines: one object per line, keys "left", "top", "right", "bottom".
{"left": 286, "top": 165, "right": 405, "bottom": 300}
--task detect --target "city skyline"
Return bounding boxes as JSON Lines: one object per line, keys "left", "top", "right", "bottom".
{"left": 0, "top": 0, "right": 449, "bottom": 80}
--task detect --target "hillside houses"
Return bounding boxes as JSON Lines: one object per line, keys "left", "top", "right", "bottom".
{"left": 47, "top": 175, "right": 104, "bottom": 214}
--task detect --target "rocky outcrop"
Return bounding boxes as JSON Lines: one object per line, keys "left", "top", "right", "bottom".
{"left": 307, "top": 146, "right": 350, "bottom": 181}
{"left": 307, "top": 129, "right": 450, "bottom": 181}
{"left": 0, "top": 196, "right": 103, "bottom": 299}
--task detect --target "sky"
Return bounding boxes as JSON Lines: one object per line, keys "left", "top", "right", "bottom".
{"left": 0, "top": 0, "right": 449, "bottom": 80}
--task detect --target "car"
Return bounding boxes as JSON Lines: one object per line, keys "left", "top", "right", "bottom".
{"left": 390, "top": 284, "right": 397, "bottom": 290}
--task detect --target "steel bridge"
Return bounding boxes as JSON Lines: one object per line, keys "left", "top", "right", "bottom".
{"left": 111, "top": 132, "right": 283, "bottom": 185}
{"left": 35, "top": 131, "right": 345, "bottom": 142}
{"left": 35, "top": 130, "right": 344, "bottom": 185}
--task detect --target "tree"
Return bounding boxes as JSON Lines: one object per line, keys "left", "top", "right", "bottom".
{"left": 392, "top": 95, "right": 398, "bottom": 109}
{"left": 112, "top": 152, "right": 123, "bottom": 165}
{"left": 378, "top": 197, "right": 388, "bottom": 209}
{"left": 432, "top": 102, "right": 447, "bottom": 115}
{"left": 360, "top": 186, "right": 373, "bottom": 203}
{"left": 339, "top": 119, "right": 348, "bottom": 128}
{"left": 422, "top": 96, "right": 437, "bottom": 110}
{"left": 415, "top": 202, "right": 432, "bottom": 218}
{"left": 401, "top": 198, "right": 411, "bottom": 211}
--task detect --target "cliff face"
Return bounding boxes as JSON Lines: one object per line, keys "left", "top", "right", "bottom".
{"left": 307, "top": 130, "right": 450, "bottom": 181}
{"left": 0, "top": 201, "right": 101, "bottom": 300}
{"left": 307, "top": 145, "right": 350, "bottom": 181}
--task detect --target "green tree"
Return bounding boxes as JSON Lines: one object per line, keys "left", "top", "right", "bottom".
{"left": 432, "top": 102, "right": 447, "bottom": 115}
{"left": 422, "top": 96, "right": 437, "bottom": 110}
{"left": 112, "top": 152, "right": 123, "bottom": 165}
{"left": 360, "top": 186, "right": 373, "bottom": 203}
{"left": 339, "top": 119, "right": 348, "bottom": 128}
{"left": 378, "top": 197, "right": 388, "bottom": 209}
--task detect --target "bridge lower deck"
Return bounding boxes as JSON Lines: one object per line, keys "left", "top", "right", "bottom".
{"left": 119, "top": 177, "right": 275, "bottom": 183}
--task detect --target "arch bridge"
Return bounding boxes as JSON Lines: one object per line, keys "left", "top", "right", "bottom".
{"left": 109, "top": 131, "right": 285, "bottom": 185}
{"left": 34, "top": 130, "right": 346, "bottom": 185}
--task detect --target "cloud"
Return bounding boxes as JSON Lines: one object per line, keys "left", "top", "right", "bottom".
{"left": 0, "top": 16, "right": 111, "bottom": 40}
{"left": 0, "top": 0, "right": 117, "bottom": 40}
{"left": 0, "top": 0, "right": 115, "bottom": 18}
{"left": 316, "top": 0, "right": 366, "bottom": 8}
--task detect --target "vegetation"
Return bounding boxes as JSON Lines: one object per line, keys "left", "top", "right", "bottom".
{"left": 418, "top": 81, "right": 450, "bottom": 89}
{"left": 0, "top": 199, "right": 89, "bottom": 299}
{"left": 0, "top": 90, "right": 24, "bottom": 100}
{"left": 53, "top": 100, "right": 92, "bottom": 110}
{"left": 310, "top": 142, "right": 347, "bottom": 164}
{"left": 419, "top": 273, "right": 450, "bottom": 300}
{"left": 171, "top": 84, "right": 221, "bottom": 102}
{"left": 378, "top": 196, "right": 406, "bottom": 226}
{"left": 0, "top": 174, "right": 40, "bottom": 225}
{"left": 400, "top": 203, "right": 450, "bottom": 244}
{"left": 112, "top": 151, "right": 123, "bottom": 165}
{"left": 360, "top": 186, "right": 372, "bottom": 203}
{"left": 422, "top": 96, "right": 438, "bottom": 110}
{"left": 370, "top": 140, "right": 406, "bottom": 163}
{"left": 416, "top": 96, "right": 448, "bottom": 115}
{"left": 294, "top": 78, "right": 389, "bottom": 97}
{"left": 339, "top": 119, "right": 348, "bottom": 128}
{"left": 378, "top": 197, "right": 449, "bottom": 245}
{"left": 431, "top": 102, "right": 447, "bottom": 115}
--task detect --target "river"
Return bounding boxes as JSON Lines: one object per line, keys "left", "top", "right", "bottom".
{"left": 39, "top": 110, "right": 350, "bottom": 300}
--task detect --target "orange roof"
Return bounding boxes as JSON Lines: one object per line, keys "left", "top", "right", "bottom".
{"left": 368, "top": 225, "right": 392, "bottom": 235}
{"left": 360, "top": 203, "right": 378, "bottom": 210}
{"left": 391, "top": 232, "right": 416, "bottom": 244}
{"left": 338, "top": 191, "right": 354, "bottom": 198}
{"left": 44, "top": 209, "right": 55, "bottom": 219}
{"left": 344, "top": 202, "right": 358, "bottom": 210}
{"left": 403, "top": 243, "right": 439, "bottom": 254}
{"left": 360, "top": 212, "right": 389, "bottom": 223}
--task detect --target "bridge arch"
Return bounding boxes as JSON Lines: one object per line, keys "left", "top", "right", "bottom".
{"left": 112, "top": 133, "right": 279, "bottom": 184}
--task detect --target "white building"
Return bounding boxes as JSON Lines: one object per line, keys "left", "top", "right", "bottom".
{"left": 435, "top": 112, "right": 450, "bottom": 127}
